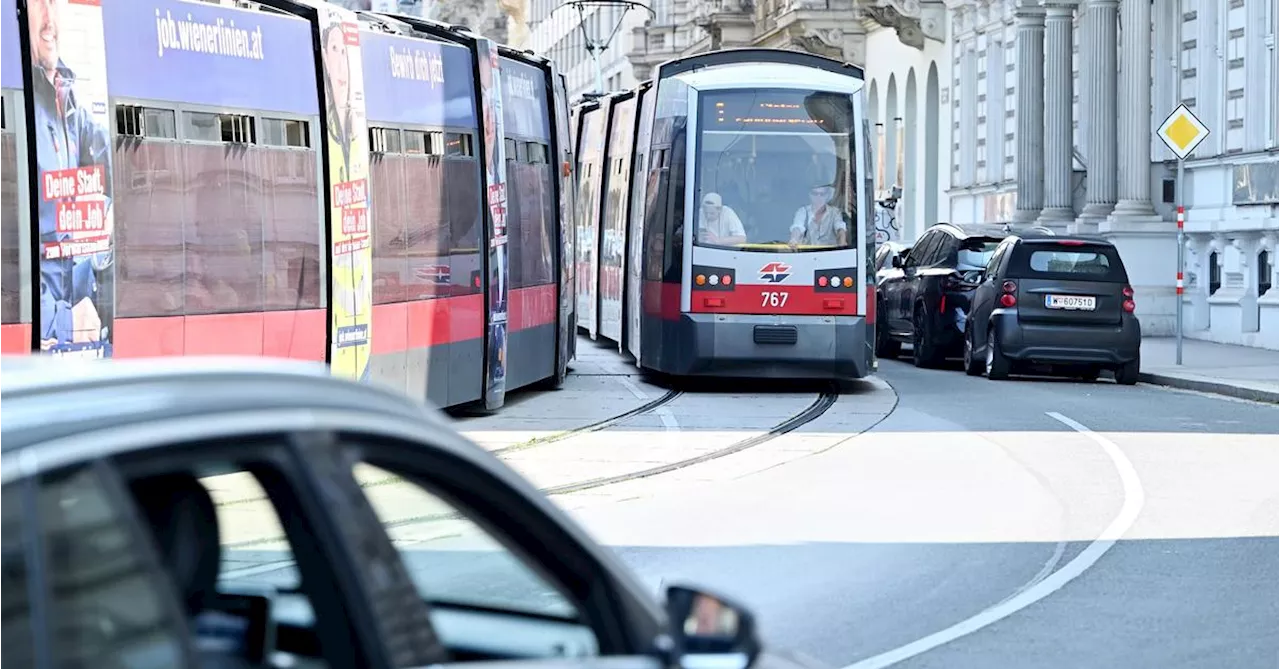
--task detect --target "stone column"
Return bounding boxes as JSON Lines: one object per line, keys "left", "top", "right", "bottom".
{"left": 1075, "top": 0, "right": 1119, "bottom": 230}
{"left": 1107, "top": 0, "right": 1160, "bottom": 223}
{"left": 1037, "top": 1, "right": 1076, "bottom": 227}
{"left": 1013, "top": 4, "right": 1045, "bottom": 223}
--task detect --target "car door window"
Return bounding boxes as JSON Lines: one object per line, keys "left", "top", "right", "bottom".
{"left": 986, "top": 241, "right": 1009, "bottom": 276}
{"left": 2, "top": 483, "right": 35, "bottom": 668}
{"left": 354, "top": 461, "right": 579, "bottom": 621}
{"left": 932, "top": 236, "right": 958, "bottom": 268}
{"left": 38, "top": 464, "right": 193, "bottom": 669}
{"left": 903, "top": 233, "right": 935, "bottom": 268}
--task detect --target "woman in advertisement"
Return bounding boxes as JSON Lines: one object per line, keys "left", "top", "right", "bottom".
{"left": 319, "top": 11, "right": 373, "bottom": 382}
{"left": 30, "top": 0, "right": 115, "bottom": 356}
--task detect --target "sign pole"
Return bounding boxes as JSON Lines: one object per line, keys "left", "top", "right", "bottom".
{"left": 1157, "top": 102, "right": 1207, "bottom": 367}
{"left": 1175, "top": 166, "right": 1184, "bottom": 366}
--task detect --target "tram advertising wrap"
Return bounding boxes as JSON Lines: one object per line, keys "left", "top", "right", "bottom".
{"left": 2, "top": 0, "right": 19, "bottom": 89}
{"left": 476, "top": 38, "right": 509, "bottom": 409}
{"left": 2, "top": 0, "right": 26, "bottom": 355}
{"left": 29, "top": 0, "right": 114, "bottom": 358}
{"left": 314, "top": 5, "right": 374, "bottom": 383}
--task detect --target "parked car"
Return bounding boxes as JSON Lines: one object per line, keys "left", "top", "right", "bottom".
{"left": 875, "top": 223, "right": 1006, "bottom": 367}
{"left": 1, "top": 356, "right": 817, "bottom": 669}
{"left": 874, "top": 241, "right": 911, "bottom": 285}
{"left": 962, "top": 233, "right": 1141, "bottom": 383}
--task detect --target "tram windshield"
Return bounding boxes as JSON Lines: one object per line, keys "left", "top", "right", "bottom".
{"left": 694, "top": 88, "right": 856, "bottom": 252}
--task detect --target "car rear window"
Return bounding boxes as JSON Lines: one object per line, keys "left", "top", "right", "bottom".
{"left": 1009, "top": 244, "right": 1128, "bottom": 282}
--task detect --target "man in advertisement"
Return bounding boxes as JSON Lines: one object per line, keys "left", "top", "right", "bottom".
{"left": 478, "top": 40, "right": 509, "bottom": 407}
{"left": 30, "top": 0, "right": 114, "bottom": 355}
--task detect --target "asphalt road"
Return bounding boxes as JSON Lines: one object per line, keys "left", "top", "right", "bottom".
{"left": 565, "top": 357, "right": 1279, "bottom": 668}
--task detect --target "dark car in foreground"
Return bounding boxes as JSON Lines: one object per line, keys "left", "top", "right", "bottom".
{"left": 962, "top": 233, "right": 1142, "bottom": 383}
{"left": 876, "top": 223, "right": 1006, "bottom": 367}
{"left": 1, "top": 356, "right": 816, "bottom": 669}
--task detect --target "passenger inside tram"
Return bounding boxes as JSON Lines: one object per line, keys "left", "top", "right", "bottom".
{"left": 696, "top": 192, "right": 747, "bottom": 246}
{"left": 788, "top": 182, "right": 848, "bottom": 248}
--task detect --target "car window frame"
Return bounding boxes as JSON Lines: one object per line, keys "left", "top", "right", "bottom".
{"left": 340, "top": 432, "right": 655, "bottom": 657}
{"left": 985, "top": 239, "right": 1011, "bottom": 277}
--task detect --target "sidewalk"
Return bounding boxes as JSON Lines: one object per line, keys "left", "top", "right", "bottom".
{"left": 1140, "top": 337, "right": 1279, "bottom": 403}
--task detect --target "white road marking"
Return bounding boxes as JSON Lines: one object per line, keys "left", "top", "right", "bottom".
{"left": 617, "top": 376, "right": 650, "bottom": 400}
{"left": 840, "top": 411, "right": 1146, "bottom": 669}
{"left": 657, "top": 406, "right": 680, "bottom": 431}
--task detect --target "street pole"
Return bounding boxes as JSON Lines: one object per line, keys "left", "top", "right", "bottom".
{"left": 1175, "top": 177, "right": 1184, "bottom": 366}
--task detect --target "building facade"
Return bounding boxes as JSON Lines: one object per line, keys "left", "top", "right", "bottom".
{"left": 633, "top": 0, "right": 1278, "bottom": 350}
{"left": 529, "top": 0, "right": 648, "bottom": 99}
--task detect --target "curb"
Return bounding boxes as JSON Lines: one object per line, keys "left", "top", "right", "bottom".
{"left": 1139, "top": 372, "right": 1279, "bottom": 404}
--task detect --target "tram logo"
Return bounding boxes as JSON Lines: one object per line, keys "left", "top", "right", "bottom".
{"left": 758, "top": 262, "right": 792, "bottom": 283}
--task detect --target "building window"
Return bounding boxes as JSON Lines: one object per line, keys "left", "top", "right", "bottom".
{"left": 1259, "top": 249, "right": 1273, "bottom": 295}
{"left": 1209, "top": 251, "right": 1221, "bottom": 295}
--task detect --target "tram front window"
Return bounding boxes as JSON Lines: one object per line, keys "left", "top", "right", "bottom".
{"left": 695, "top": 88, "right": 855, "bottom": 252}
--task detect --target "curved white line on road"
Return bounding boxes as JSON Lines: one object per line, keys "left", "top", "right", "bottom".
{"left": 840, "top": 411, "right": 1146, "bottom": 669}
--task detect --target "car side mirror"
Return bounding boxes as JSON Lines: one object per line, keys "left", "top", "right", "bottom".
{"left": 891, "top": 254, "right": 904, "bottom": 269}
{"left": 664, "top": 584, "right": 761, "bottom": 669}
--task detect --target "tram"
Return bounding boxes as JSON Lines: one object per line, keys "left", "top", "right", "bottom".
{"left": 0, "top": 0, "right": 576, "bottom": 410}
{"left": 573, "top": 49, "right": 875, "bottom": 379}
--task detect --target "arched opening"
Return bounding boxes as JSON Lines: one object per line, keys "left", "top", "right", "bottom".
{"left": 924, "top": 62, "right": 940, "bottom": 235}
{"left": 886, "top": 74, "right": 899, "bottom": 201}
{"left": 904, "top": 68, "right": 918, "bottom": 242}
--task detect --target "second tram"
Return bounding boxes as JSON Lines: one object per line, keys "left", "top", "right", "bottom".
{"left": 574, "top": 49, "right": 875, "bottom": 379}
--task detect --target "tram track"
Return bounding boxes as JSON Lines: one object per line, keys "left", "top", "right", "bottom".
{"left": 222, "top": 386, "right": 841, "bottom": 548}
{"left": 490, "top": 388, "right": 684, "bottom": 456}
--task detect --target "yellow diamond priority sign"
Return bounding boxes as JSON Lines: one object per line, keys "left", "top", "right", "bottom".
{"left": 1157, "top": 104, "right": 1210, "bottom": 160}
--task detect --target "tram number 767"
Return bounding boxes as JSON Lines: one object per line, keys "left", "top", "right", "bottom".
{"left": 761, "top": 291, "right": 790, "bottom": 308}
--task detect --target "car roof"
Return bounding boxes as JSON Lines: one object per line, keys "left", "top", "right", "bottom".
{"left": 925, "top": 222, "right": 1010, "bottom": 239}
{"left": 0, "top": 355, "right": 448, "bottom": 454}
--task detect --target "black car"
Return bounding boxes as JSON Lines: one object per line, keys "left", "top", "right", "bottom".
{"left": 875, "top": 223, "right": 1006, "bottom": 367}
{"left": 961, "top": 233, "right": 1142, "bottom": 383}
{"left": 1, "top": 356, "right": 814, "bottom": 669}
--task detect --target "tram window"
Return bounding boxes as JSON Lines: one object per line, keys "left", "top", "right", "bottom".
{"left": 402, "top": 130, "right": 425, "bottom": 155}
{"left": 1, "top": 96, "right": 6, "bottom": 130}
{"left": 262, "top": 118, "right": 310, "bottom": 148}
{"left": 505, "top": 138, "right": 519, "bottom": 162}
{"left": 372, "top": 127, "right": 404, "bottom": 154}
{"left": 116, "top": 105, "right": 175, "bottom": 140}
{"left": 1, "top": 94, "right": 17, "bottom": 325}
{"left": 446, "top": 133, "right": 474, "bottom": 157}
{"left": 426, "top": 132, "right": 444, "bottom": 156}
{"left": 184, "top": 111, "right": 222, "bottom": 142}
{"left": 526, "top": 142, "right": 548, "bottom": 164}
{"left": 219, "top": 114, "right": 257, "bottom": 144}
{"left": 693, "top": 88, "right": 855, "bottom": 251}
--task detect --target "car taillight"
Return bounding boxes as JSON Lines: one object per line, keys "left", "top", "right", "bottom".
{"left": 999, "top": 280, "right": 1017, "bottom": 307}
{"left": 1122, "top": 286, "right": 1134, "bottom": 298}
{"left": 1122, "top": 299, "right": 1136, "bottom": 313}
{"left": 1122, "top": 285, "right": 1135, "bottom": 312}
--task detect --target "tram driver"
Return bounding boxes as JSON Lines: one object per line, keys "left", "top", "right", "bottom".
{"left": 697, "top": 192, "right": 747, "bottom": 247}
{"left": 789, "top": 183, "right": 848, "bottom": 248}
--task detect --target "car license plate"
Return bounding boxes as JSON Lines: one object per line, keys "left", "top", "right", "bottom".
{"left": 1045, "top": 294, "right": 1096, "bottom": 310}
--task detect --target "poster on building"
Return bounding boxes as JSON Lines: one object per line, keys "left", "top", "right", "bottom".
{"left": 30, "top": 0, "right": 114, "bottom": 358}
{"left": 309, "top": 1, "right": 373, "bottom": 382}
{"left": 476, "top": 37, "right": 509, "bottom": 409}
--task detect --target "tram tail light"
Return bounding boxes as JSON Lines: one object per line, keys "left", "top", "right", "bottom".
{"left": 692, "top": 265, "right": 735, "bottom": 291}
{"left": 814, "top": 267, "right": 858, "bottom": 293}
{"left": 703, "top": 297, "right": 725, "bottom": 308}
